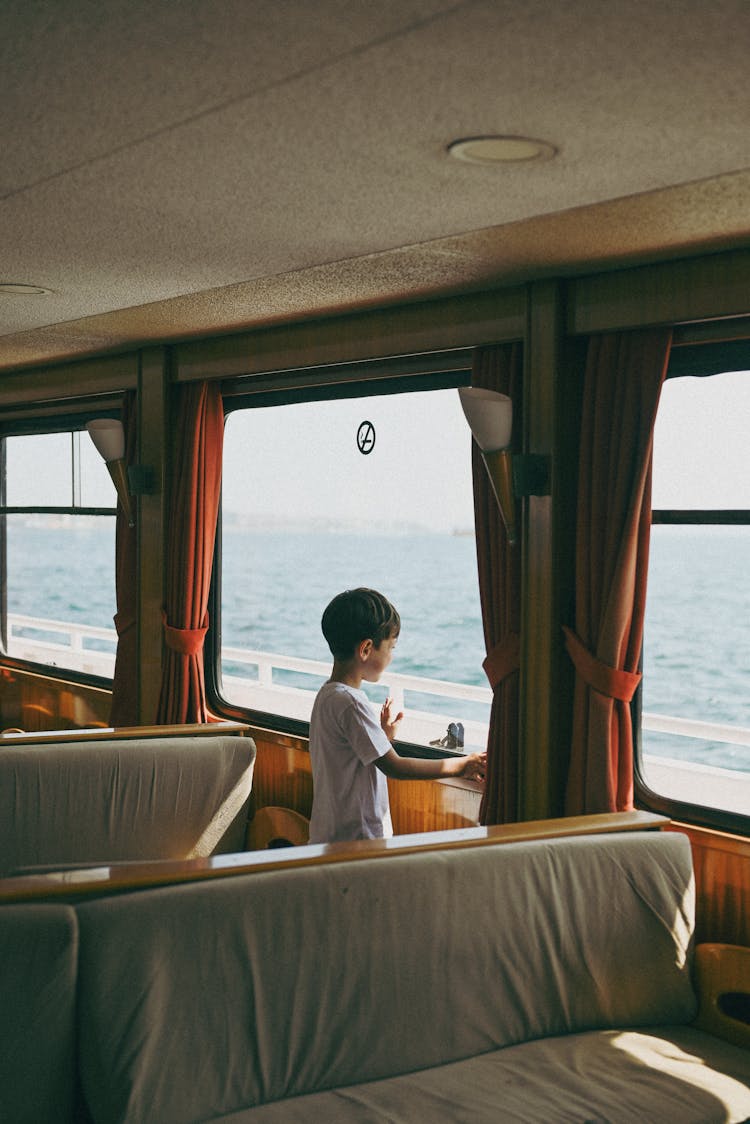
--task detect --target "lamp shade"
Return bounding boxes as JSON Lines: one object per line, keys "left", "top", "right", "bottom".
{"left": 85, "top": 418, "right": 125, "bottom": 463}
{"left": 458, "top": 387, "right": 512, "bottom": 452}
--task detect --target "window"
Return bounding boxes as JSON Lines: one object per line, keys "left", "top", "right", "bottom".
{"left": 0, "top": 429, "right": 118, "bottom": 677}
{"left": 215, "top": 372, "right": 490, "bottom": 751}
{"left": 641, "top": 360, "right": 750, "bottom": 824}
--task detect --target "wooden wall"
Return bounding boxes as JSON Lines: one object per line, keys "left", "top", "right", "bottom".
{"left": 248, "top": 728, "right": 483, "bottom": 835}
{"left": 0, "top": 666, "right": 110, "bottom": 734}
{"left": 672, "top": 824, "right": 750, "bottom": 948}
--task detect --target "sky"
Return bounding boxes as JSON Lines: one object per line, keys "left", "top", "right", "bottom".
{"left": 651, "top": 370, "right": 750, "bottom": 510}
{"left": 4, "top": 370, "right": 750, "bottom": 523}
{"left": 221, "top": 387, "right": 476, "bottom": 534}
{"left": 5, "top": 430, "right": 114, "bottom": 508}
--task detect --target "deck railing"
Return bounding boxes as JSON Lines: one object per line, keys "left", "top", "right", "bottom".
{"left": 5, "top": 613, "right": 749, "bottom": 812}
{"left": 7, "top": 613, "right": 118, "bottom": 678}
{"left": 220, "top": 642, "right": 491, "bottom": 747}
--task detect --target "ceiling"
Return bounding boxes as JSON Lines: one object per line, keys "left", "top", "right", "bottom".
{"left": 1, "top": 0, "right": 749, "bottom": 373}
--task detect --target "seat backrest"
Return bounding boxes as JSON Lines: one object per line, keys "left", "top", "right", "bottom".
{"left": 0, "top": 903, "right": 79, "bottom": 1124}
{"left": 0, "top": 734, "right": 256, "bottom": 874}
{"left": 74, "top": 830, "right": 697, "bottom": 1123}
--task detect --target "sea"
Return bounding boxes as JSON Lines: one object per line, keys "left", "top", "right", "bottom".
{"left": 6, "top": 520, "right": 750, "bottom": 774}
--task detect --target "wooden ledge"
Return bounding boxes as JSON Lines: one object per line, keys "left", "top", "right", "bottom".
{"left": 0, "top": 811, "right": 668, "bottom": 904}
{"left": 0, "top": 720, "right": 251, "bottom": 746}
{"left": 669, "top": 822, "right": 750, "bottom": 859}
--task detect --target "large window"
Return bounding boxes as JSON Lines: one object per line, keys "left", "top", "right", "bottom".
{"left": 0, "top": 429, "right": 118, "bottom": 677}
{"left": 216, "top": 374, "right": 490, "bottom": 750}
{"left": 641, "top": 362, "right": 750, "bottom": 822}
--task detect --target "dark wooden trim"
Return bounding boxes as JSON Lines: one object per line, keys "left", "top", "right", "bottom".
{"left": 174, "top": 289, "right": 526, "bottom": 382}
{"left": 568, "top": 249, "right": 750, "bottom": 337}
{"left": 652, "top": 510, "right": 750, "bottom": 525}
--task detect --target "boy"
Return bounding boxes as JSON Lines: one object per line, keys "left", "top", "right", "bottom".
{"left": 308, "top": 587, "right": 486, "bottom": 844}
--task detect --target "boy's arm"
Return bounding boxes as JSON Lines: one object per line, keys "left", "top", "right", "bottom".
{"left": 376, "top": 697, "right": 486, "bottom": 781}
{"left": 375, "top": 747, "right": 486, "bottom": 781}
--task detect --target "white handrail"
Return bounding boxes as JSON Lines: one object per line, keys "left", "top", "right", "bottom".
{"left": 642, "top": 712, "right": 750, "bottom": 748}
{"left": 221, "top": 644, "right": 491, "bottom": 704}
{"left": 6, "top": 613, "right": 750, "bottom": 754}
{"left": 9, "top": 613, "right": 117, "bottom": 646}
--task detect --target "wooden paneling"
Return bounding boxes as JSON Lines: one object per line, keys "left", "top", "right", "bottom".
{"left": 174, "top": 288, "right": 526, "bottom": 382}
{"left": 0, "top": 353, "right": 138, "bottom": 407}
{"left": 520, "top": 280, "right": 566, "bottom": 820}
{"left": 388, "top": 776, "right": 482, "bottom": 834}
{"left": 568, "top": 247, "right": 750, "bottom": 336}
{"left": 248, "top": 728, "right": 483, "bottom": 834}
{"left": 671, "top": 824, "right": 750, "bottom": 947}
{"left": 250, "top": 732, "right": 315, "bottom": 819}
{"left": 0, "top": 666, "right": 111, "bottom": 734}
{"left": 137, "top": 348, "right": 167, "bottom": 724}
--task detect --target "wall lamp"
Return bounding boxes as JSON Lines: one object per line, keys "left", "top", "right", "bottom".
{"left": 85, "top": 419, "right": 137, "bottom": 527}
{"left": 458, "top": 387, "right": 550, "bottom": 546}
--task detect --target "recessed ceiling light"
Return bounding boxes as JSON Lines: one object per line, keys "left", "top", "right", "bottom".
{"left": 0, "top": 282, "right": 53, "bottom": 296}
{"left": 447, "top": 136, "right": 557, "bottom": 164}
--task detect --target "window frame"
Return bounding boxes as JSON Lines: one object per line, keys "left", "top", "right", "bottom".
{"left": 205, "top": 352, "right": 476, "bottom": 757}
{"left": 0, "top": 408, "right": 121, "bottom": 683}
{"left": 634, "top": 337, "right": 750, "bottom": 835}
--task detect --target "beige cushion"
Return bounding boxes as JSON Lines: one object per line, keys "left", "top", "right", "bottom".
{"left": 75, "top": 831, "right": 697, "bottom": 1123}
{"left": 217, "top": 1027, "right": 750, "bottom": 1123}
{"left": 0, "top": 735, "right": 256, "bottom": 873}
{"left": 0, "top": 904, "right": 79, "bottom": 1124}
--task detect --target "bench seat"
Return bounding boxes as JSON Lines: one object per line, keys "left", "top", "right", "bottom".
{"left": 2, "top": 824, "right": 749, "bottom": 1122}
{"left": 0, "top": 732, "right": 256, "bottom": 874}
{"left": 69, "top": 830, "right": 750, "bottom": 1123}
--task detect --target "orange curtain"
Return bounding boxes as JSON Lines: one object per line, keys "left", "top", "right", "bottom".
{"left": 471, "top": 343, "right": 523, "bottom": 824}
{"left": 156, "top": 381, "right": 224, "bottom": 724}
{"left": 109, "top": 392, "right": 138, "bottom": 727}
{"left": 565, "top": 328, "right": 672, "bottom": 814}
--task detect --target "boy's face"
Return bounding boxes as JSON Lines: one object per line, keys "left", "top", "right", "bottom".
{"left": 359, "top": 630, "right": 398, "bottom": 683}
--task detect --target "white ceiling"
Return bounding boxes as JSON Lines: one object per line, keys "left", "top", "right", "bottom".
{"left": 1, "top": 0, "right": 749, "bottom": 371}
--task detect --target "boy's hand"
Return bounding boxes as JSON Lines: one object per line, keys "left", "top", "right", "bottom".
{"left": 380, "top": 696, "right": 404, "bottom": 741}
{"left": 459, "top": 751, "right": 487, "bottom": 782}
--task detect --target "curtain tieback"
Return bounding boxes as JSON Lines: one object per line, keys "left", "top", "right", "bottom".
{"left": 113, "top": 611, "right": 136, "bottom": 636}
{"left": 162, "top": 610, "right": 208, "bottom": 656}
{"left": 563, "top": 626, "right": 641, "bottom": 702}
{"left": 483, "top": 632, "right": 520, "bottom": 690}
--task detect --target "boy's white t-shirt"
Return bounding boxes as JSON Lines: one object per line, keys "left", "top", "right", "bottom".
{"left": 308, "top": 681, "right": 393, "bottom": 844}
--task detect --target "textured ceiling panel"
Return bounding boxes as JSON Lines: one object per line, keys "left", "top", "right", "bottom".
{"left": 0, "top": 0, "right": 460, "bottom": 190}
{"left": 3, "top": 169, "right": 749, "bottom": 372}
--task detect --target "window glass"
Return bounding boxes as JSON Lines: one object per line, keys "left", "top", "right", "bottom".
{"left": 643, "top": 370, "right": 750, "bottom": 816}
{"left": 652, "top": 369, "right": 750, "bottom": 510}
{"left": 5, "top": 433, "right": 73, "bottom": 507}
{"left": 220, "top": 386, "right": 490, "bottom": 749}
{"left": 79, "top": 437, "right": 116, "bottom": 508}
{"left": 2, "top": 433, "right": 117, "bottom": 676}
{"left": 4, "top": 432, "right": 114, "bottom": 508}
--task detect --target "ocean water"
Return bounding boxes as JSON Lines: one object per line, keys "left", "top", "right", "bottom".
{"left": 6, "top": 520, "right": 118, "bottom": 632}
{"left": 5, "top": 520, "right": 749, "bottom": 773}
{"left": 220, "top": 528, "right": 485, "bottom": 684}
{"left": 642, "top": 525, "right": 750, "bottom": 773}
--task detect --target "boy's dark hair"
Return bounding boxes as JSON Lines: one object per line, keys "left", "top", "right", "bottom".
{"left": 321, "top": 588, "right": 400, "bottom": 660}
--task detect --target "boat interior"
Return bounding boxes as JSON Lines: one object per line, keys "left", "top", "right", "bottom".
{"left": 1, "top": 3, "right": 749, "bottom": 1120}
